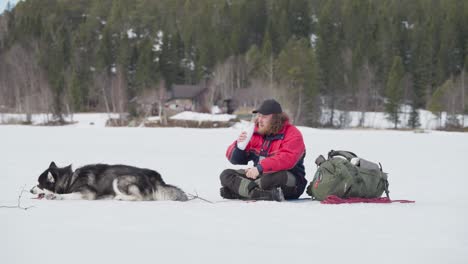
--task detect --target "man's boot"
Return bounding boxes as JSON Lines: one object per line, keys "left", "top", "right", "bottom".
{"left": 220, "top": 187, "right": 244, "bottom": 199}
{"left": 249, "top": 187, "right": 285, "bottom": 202}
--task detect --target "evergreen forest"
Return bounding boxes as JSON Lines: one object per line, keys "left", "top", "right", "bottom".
{"left": 0, "top": 0, "right": 467, "bottom": 128}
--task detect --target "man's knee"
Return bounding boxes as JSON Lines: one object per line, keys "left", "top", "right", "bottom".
{"left": 220, "top": 169, "right": 238, "bottom": 186}
{"left": 258, "top": 171, "right": 289, "bottom": 189}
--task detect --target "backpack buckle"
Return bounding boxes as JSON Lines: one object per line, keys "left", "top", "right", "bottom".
{"left": 315, "top": 155, "right": 326, "bottom": 166}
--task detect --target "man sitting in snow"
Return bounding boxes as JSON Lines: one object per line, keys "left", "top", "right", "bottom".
{"left": 219, "top": 99, "right": 307, "bottom": 202}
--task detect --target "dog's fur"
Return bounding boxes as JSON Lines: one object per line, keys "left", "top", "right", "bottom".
{"left": 30, "top": 162, "right": 188, "bottom": 201}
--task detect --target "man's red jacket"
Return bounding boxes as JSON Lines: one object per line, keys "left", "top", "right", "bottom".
{"left": 226, "top": 121, "right": 306, "bottom": 184}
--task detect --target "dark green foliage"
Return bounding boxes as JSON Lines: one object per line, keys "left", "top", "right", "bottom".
{"left": 428, "top": 78, "right": 456, "bottom": 127}
{"left": 276, "top": 37, "right": 318, "bottom": 125}
{"left": 1, "top": 0, "right": 467, "bottom": 127}
{"left": 316, "top": 0, "right": 344, "bottom": 125}
{"left": 385, "top": 56, "right": 404, "bottom": 128}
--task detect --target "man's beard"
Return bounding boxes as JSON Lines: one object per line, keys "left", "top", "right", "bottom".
{"left": 256, "top": 123, "right": 271, "bottom": 135}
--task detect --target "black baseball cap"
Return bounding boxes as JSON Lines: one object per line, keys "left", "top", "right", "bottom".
{"left": 252, "top": 99, "right": 283, "bottom": 115}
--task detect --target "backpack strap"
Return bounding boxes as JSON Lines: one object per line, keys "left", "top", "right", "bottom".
{"left": 384, "top": 179, "right": 390, "bottom": 199}
{"left": 328, "top": 150, "right": 357, "bottom": 161}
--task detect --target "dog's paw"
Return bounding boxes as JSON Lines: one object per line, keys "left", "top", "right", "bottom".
{"left": 114, "top": 195, "right": 136, "bottom": 201}
{"left": 114, "top": 195, "right": 127, "bottom": 201}
{"left": 45, "top": 193, "right": 61, "bottom": 200}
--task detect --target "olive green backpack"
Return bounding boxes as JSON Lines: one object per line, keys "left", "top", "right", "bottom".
{"left": 306, "top": 150, "right": 390, "bottom": 201}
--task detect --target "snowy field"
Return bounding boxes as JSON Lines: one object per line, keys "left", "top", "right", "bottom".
{"left": 1, "top": 119, "right": 468, "bottom": 264}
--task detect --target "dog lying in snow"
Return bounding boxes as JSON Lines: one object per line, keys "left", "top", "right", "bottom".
{"left": 30, "top": 162, "right": 188, "bottom": 201}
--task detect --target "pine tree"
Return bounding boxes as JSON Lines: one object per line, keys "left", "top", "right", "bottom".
{"left": 316, "top": 0, "right": 344, "bottom": 126}
{"left": 159, "top": 32, "right": 184, "bottom": 88}
{"left": 464, "top": 46, "right": 468, "bottom": 117}
{"left": 69, "top": 70, "right": 83, "bottom": 112}
{"left": 385, "top": 56, "right": 404, "bottom": 129}
{"left": 135, "top": 38, "right": 158, "bottom": 91}
{"left": 96, "top": 27, "right": 113, "bottom": 74}
{"left": 5, "top": 1, "right": 13, "bottom": 12}
{"left": 409, "top": 9, "right": 434, "bottom": 129}
{"left": 288, "top": 0, "right": 311, "bottom": 39}
{"left": 245, "top": 44, "right": 262, "bottom": 78}
{"left": 276, "top": 37, "right": 317, "bottom": 125}
{"left": 38, "top": 1, "right": 73, "bottom": 121}
{"left": 242, "top": 0, "right": 267, "bottom": 49}
{"left": 428, "top": 79, "right": 453, "bottom": 127}
{"left": 260, "top": 27, "right": 274, "bottom": 91}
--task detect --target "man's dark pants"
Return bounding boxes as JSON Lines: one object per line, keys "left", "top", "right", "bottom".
{"left": 219, "top": 169, "right": 305, "bottom": 200}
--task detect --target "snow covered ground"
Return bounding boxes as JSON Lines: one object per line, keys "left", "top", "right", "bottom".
{"left": 1, "top": 108, "right": 467, "bottom": 129}
{"left": 0, "top": 113, "right": 121, "bottom": 127}
{"left": 322, "top": 107, "right": 468, "bottom": 130}
{"left": 171, "top": 111, "right": 237, "bottom": 122}
{"left": 1, "top": 117, "right": 468, "bottom": 264}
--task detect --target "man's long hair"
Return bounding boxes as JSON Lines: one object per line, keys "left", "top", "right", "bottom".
{"left": 257, "top": 112, "right": 289, "bottom": 135}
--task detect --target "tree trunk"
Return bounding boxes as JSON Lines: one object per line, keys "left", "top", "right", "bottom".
{"left": 100, "top": 73, "right": 112, "bottom": 117}
{"left": 294, "top": 83, "right": 303, "bottom": 124}
{"left": 269, "top": 55, "right": 274, "bottom": 94}
{"left": 328, "top": 92, "right": 336, "bottom": 127}
{"left": 462, "top": 68, "right": 465, "bottom": 127}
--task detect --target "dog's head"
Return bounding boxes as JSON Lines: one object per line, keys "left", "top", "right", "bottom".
{"left": 30, "top": 162, "right": 73, "bottom": 195}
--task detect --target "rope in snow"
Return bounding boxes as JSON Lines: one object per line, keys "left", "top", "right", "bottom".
{"left": 321, "top": 195, "right": 415, "bottom": 204}
{"left": 186, "top": 191, "right": 214, "bottom": 203}
{"left": 0, "top": 186, "right": 35, "bottom": 210}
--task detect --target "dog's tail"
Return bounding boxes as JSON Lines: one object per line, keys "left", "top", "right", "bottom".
{"left": 153, "top": 184, "right": 188, "bottom": 201}
{"left": 112, "top": 179, "right": 124, "bottom": 196}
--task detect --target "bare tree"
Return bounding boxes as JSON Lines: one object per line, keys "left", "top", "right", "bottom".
{"left": 209, "top": 55, "right": 251, "bottom": 108}
{"left": 210, "top": 56, "right": 236, "bottom": 104}
{"left": 3, "top": 43, "right": 51, "bottom": 121}
{"left": 95, "top": 71, "right": 113, "bottom": 115}
{"left": 111, "top": 65, "right": 127, "bottom": 117}
{"left": 0, "top": 13, "right": 8, "bottom": 50}
{"left": 462, "top": 67, "right": 466, "bottom": 128}
{"left": 238, "top": 78, "right": 275, "bottom": 107}
{"left": 156, "top": 80, "right": 168, "bottom": 125}
{"left": 264, "top": 55, "right": 275, "bottom": 96}
{"left": 136, "top": 80, "right": 167, "bottom": 125}
{"left": 356, "top": 61, "right": 374, "bottom": 127}
{"left": 0, "top": 57, "right": 12, "bottom": 111}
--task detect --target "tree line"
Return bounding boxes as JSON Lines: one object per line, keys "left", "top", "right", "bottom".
{"left": 0, "top": 0, "right": 467, "bottom": 128}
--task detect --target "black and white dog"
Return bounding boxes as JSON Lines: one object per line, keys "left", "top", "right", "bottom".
{"left": 30, "top": 162, "right": 188, "bottom": 201}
